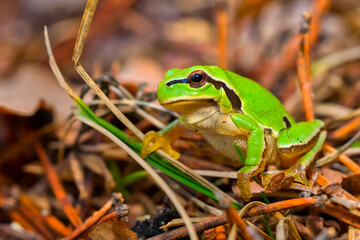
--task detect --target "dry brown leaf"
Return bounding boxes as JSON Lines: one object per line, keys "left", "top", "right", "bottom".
{"left": 319, "top": 168, "right": 346, "bottom": 184}
{"left": 89, "top": 219, "right": 138, "bottom": 240}
{"left": 342, "top": 174, "right": 360, "bottom": 194}
{"left": 0, "top": 64, "right": 73, "bottom": 121}
{"left": 262, "top": 171, "right": 294, "bottom": 193}
{"left": 320, "top": 183, "right": 344, "bottom": 197}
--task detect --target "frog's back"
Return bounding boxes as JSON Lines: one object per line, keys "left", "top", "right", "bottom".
{"left": 205, "top": 66, "right": 295, "bottom": 133}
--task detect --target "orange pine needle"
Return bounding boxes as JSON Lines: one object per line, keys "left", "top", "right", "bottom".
{"left": 225, "top": 204, "right": 252, "bottom": 240}
{"left": 34, "top": 140, "right": 83, "bottom": 227}
{"left": 18, "top": 203, "right": 54, "bottom": 240}
{"left": 244, "top": 197, "right": 317, "bottom": 217}
{"left": 323, "top": 144, "right": 360, "bottom": 174}
{"left": 20, "top": 193, "right": 72, "bottom": 236}
{"left": 310, "top": 0, "right": 329, "bottom": 45}
{"left": 8, "top": 209, "right": 38, "bottom": 233}
{"left": 62, "top": 193, "right": 122, "bottom": 240}
{"left": 297, "top": 13, "right": 315, "bottom": 121}
{"left": 216, "top": 2, "right": 228, "bottom": 69}
{"left": 98, "top": 212, "right": 119, "bottom": 224}
{"left": 45, "top": 214, "right": 73, "bottom": 236}
{"left": 331, "top": 116, "right": 360, "bottom": 140}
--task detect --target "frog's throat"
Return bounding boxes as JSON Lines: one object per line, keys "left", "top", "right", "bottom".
{"left": 161, "top": 99, "right": 219, "bottom": 125}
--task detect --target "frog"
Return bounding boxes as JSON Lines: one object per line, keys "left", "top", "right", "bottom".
{"left": 141, "top": 65, "right": 326, "bottom": 201}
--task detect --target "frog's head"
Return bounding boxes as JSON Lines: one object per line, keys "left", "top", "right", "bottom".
{"left": 158, "top": 65, "right": 239, "bottom": 115}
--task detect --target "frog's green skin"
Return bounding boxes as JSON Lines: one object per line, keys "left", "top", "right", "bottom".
{"left": 156, "top": 65, "right": 326, "bottom": 201}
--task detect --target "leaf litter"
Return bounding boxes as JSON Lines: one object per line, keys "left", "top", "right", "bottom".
{"left": 0, "top": 0, "right": 360, "bottom": 239}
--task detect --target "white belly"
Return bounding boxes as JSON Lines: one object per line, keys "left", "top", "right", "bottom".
{"left": 202, "top": 133, "right": 248, "bottom": 166}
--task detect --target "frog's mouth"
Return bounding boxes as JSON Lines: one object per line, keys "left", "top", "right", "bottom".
{"left": 160, "top": 97, "right": 216, "bottom": 106}
{"left": 160, "top": 98, "right": 218, "bottom": 117}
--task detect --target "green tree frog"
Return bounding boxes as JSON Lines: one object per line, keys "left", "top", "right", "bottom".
{"left": 141, "top": 65, "right": 326, "bottom": 201}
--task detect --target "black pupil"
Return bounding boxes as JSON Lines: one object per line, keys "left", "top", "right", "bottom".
{"left": 191, "top": 73, "right": 203, "bottom": 82}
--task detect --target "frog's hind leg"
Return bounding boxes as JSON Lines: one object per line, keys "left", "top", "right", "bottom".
{"left": 230, "top": 114, "right": 268, "bottom": 201}
{"left": 277, "top": 120, "right": 326, "bottom": 184}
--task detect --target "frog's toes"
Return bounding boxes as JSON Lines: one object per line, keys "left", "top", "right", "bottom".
{"left": 237, "top": 174, "right": 251, "bottom": 202}
{"left": 286, "top": 164, "right": 310, "bottom": 186}
{"left": 262, "top": 171, "right": 294, "bottom": 193}
{"left": 237, "top": 166, "right": 258, "bottom": 201}
{"left": 140, "top": 131, "right": 180, "bottom": 159}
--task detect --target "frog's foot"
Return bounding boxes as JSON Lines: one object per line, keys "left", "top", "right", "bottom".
{"left": 140, "top": 131, "right": 180, "bottom": 159}
{"left": 285, "top": 164, "right": 310, "bottom": 186}
{"left": 262, "top": 171, "right": 294, "bottom": 193}
{"left": 237, "top": 166, "right": 260, "bottom": 202}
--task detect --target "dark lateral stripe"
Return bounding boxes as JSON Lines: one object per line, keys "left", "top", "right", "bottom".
{"left": 166, "top": 78, "right": 187, "bottom": 87}
{"left": 283, "top": 116, "right": 292, "bottom": 128}
{"left": 207, "top": 77, "right": 242, "bottom": 111}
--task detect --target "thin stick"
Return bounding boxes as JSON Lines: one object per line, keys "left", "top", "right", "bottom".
{"left": 148, "top": 197, "right": 318, "bottom": 240}
{"left": 62, "top": 193, "right": 121, "bottom": 240}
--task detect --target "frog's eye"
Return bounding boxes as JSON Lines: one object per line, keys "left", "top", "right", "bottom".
{"left": 188, "top": 70, "right": 207, "bottom": 88}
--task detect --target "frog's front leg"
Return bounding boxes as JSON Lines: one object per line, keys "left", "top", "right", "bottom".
{"left": 230, "top": 114, "right": 267, "bottom": 201}
{"left": 277, "top": 120, "right": 326, "bottom": 184}
{"left": 140, "top": 118, "right": 186, "bottom": 159}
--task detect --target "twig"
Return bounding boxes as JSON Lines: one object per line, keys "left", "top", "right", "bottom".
{"left": 148, "top": 197, "right": 319, "bottom": 240}
{"left": 62, "top": 193, "right": 122, "bottom": 240}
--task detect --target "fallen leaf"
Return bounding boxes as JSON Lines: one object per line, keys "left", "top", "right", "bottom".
{"left": 319, "top": 168, "right": 346, "bottom": 184}
{"left": 0, "top": 64, "right": 73, "bottom": 122}
{"left": 342, "top": 174, "right": 360, "bottom": 194}
{"left": 89, "top": 219, "right": 138, "bottom": 240}
{"left": 262, "top": 171, "right": 294, "bottom": 193}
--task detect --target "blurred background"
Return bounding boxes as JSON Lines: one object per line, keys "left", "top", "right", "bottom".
{"left": 0, "top": 0, "right": 360, "bottom": 238}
